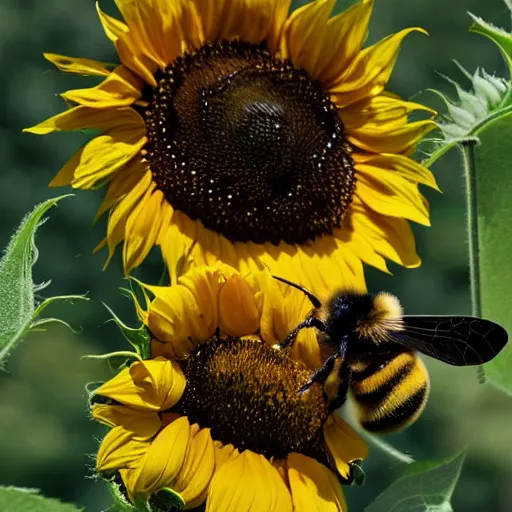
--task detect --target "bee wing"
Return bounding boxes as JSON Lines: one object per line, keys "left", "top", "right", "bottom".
{"left": 390, "top": 316, "right": 508, "bottom": 366}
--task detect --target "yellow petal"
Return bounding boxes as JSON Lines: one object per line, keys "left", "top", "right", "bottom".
{"left": 160, "top": 209, "right": 198, "bottom": 284}
{"left": 355, "top": 168, "right": 430, "bottom": 226}
{"left": 97, "top": 425, "right": 151, "bottom": 472}
{"left": 24, "top": 105, "right": 143, "bottom": 135}
{"left": 44, "top": 53, "right": 115, "bottom": 76}
{"left": 341, "top": 94, "right": 435, "bottom": 133}
{"left": 288, "top": 453, "right": 347, "bottom": 512}
{"left": 323, "top": 414, "right": 368, "bottom": 480}
{"left": 94, "top": 358, "right": 186, "bottom": 411}
{"left": 218, "top": 274, "right": 260, "bottom": 337}
{"left": 92, "top": 405, "right": 160, "bottom": 472}
{"left": 52, "top": 123, "right": 146, "bottom": 190}
{"left": 123, "top": 186, "right": 166, "bottom": 274}
{"left": 212, "top": 441, "right": 241, "bottom": 473}
{"left": 206, "top": 450, "right": 293, "bottom": 512}
{"left": 193, "top": 0, "right": 278, "bottom": 45}
{"left": 281, "top": 0, "right": 335, "bottom": 72}
{"left": 61, "top": 65, "right": 143, "bottom": 108}
{"left": 350, "top": 202, "right": 421, "bottom": 268}
{"left": 103, "top": 170, "right": 153, "bottom": 262}
{"left": 115, "top": 0, "right": 203, "bottom": 67}
{"left": 330, "top": 28, "right": 427, "bottom": 107}
{"left": 334, "top": 224, "right": 390, "bottom": 274}
{"left": 296, "top": 238, "right": 347, "bottom": 301}
{"left": 267, "top": 0, "right": 292, "bottom": 52}
{"left": 246, "top": 268, "right": 322, "bottom": 370}
{"left": 353, "top": 152, "right": 440, "bottom": 191}
{"left": 173, "top": 425, "right": 215, "bottom": 508}
{"left": 146, "top": 266, "right": 227, "bottom": 354}
{"left": 96, "top": 2, "right": 156, "bottom": 86}
{"left": 130, "top": 416, "right": 190, "bottom": 497}
{"left": 314, "top": 0, "right": 375, "bottom": 85}
{"left": 94, "top": 159, "right": 148, "bottom": 221}
{"left": 347, "top": 119, "right": 437, "bottom": 154}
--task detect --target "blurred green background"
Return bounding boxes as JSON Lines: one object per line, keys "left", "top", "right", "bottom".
{"left": 0, "top": 0, "right": 511, "bottom": 510}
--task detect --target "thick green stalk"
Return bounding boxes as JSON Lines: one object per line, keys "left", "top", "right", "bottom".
{"left": 461, "top": 140, "right": 482, "bottom": 317}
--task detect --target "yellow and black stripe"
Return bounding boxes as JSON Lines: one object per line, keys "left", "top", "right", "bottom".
{"left": 350, "top": 349, "right": 430, "bottom": 434}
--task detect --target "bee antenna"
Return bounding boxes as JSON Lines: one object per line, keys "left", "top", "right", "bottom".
{"left": 272, "top": 275, "right": 322, "bottom": 308}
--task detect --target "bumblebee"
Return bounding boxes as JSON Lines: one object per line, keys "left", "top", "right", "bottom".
{"left": 274, "top": 277, "right": 508, "bottom": 433}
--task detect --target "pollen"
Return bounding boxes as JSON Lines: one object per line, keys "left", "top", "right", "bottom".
{"left": 173, "top": 336, "right": 330, "bottom": 461}
{"left": 143, "top": 40, "right": 356, "bottom": 245}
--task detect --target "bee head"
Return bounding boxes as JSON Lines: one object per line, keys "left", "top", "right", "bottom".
{"left": 325, "top": 290, "right": 403, "bottom": 345}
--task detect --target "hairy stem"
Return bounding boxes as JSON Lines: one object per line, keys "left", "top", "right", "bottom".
{"left": 461, "top": 140, "right": 482, "bottom": 317}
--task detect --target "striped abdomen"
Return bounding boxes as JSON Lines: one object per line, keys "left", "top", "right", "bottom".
{"left": 350, "top": 350, "right": 430, "bottom": 433}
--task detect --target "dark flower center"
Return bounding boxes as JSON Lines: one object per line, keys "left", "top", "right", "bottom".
{"left": 173, "top": 336, "right": 330, "bottom": 461}
{"left": 144, "top": 40, "right": 355, "bottom": 245}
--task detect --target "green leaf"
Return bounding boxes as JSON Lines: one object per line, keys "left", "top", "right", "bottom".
{"left": 0, "top": 487, "right": 82, "bottom": 512}
{"left": 466, "top": 111, "right": 512, "bottom": 394}
{"left": 469, "top": 14, "right": 512, "bottom": 83}
{"left": 364, "top": 451, "right": 466, "bottom": 512}
{"left": 0, "top": 196, "right": 88, "bottom": 366}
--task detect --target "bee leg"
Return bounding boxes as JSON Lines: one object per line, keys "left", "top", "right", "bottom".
{"left": 299, "top": 354, "right": 337, "bottom": 394}
{"left": 328, "top": 362, "right": 351, "bottom": 413}
{"left": 275, "top": 316, "right": 328, "bottom": 350}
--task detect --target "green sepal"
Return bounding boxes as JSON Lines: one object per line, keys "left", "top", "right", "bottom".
{"left": 103, "top": 303, "right": 151, "bottom": 360}
{"left": 0, "top": 486, "right": 83, "bottom": 512}
{"left": 365, "top": 451, "right": 466, "bottom": 512}
{"left": 103, "top": 477, "right": 138, "bottom": 512}
{"left": 423, "top": 12, "right": 512, "bottom": 168}
{"left": 82, "top": 350, "right": 142, "bottom": 376}
{"left": 423, "top": 99, "right": 512, "bottom": 169}
{"left": 150, "top": 488, "right": 186, "bottom": 511}
{"left": 0, "top": 195, "right": 88, "bottom": 367}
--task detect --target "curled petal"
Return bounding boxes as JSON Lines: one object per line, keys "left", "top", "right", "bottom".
{"left": 95, "top": 358, "right": 186, "bottom": 411}
{"left": 218, "top": 274, "right": 260, "bottom": 337}
{"left": 130, "top": 416, "right": 190, "bottom": 497}
{"left": 146, "top": 266, "right": 231, "bottom": 355}
{"left": 93, "top": 405, "right": 160, "bottom": 472}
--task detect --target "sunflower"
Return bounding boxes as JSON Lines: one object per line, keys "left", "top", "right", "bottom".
{"left": 92, "top": 263, "right": 367, "bottom": 510}
{"left": 25, "top": 0, "right": 437, "bottom": 296}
